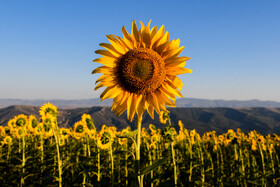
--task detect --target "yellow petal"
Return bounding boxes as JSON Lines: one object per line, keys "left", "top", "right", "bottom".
{"left": 128, "top": 94, "right": 140, "bottom": 122}
{"left": 162, "top": 46, "right": 184, "bottom": 59}
{"left": 126, "top": 93, "right": 133, "bottom": 121}
{"left": 173, "top": 77, "right": 183, "bottom": 90}
{"left": 112, "top": 35, "right": 131, "bottom": 51}
{"left": 99, "top": 43, "right": 122, "bottom": 57}
{"left": 92, "top": 66, "right": 112, "bottom": 74}
{"left": 165, "top": 56, "right": 191, "bottom": 67}
{"left": 147, "top": 92, "right": 160, "bottom": 115}
{"left": 95, "top": 49, "right": 119, "bottom": 58}
{"left": 131, "top": 20, "right": 140, "bottom": 45}
{"left": 160, "top": 86, "right": 176, "bottom": 102}
{"left": 163, "top": 83, "right": 183, "bottom": 97}
{"left": 166, "top": 67, "right": 192, "bottom": 75}
{"left": 136, "top": 95, "right": 145, "bottom": 120}
{"left": 93, "top": 57, "right": 116, "bottom": 67}
{"left": 106, "top": 35, "right": 126, "bottom": 54}
{"left": 94, "top": 80, "right": 115, "bottom": 91}
{"left": 151, "top": 25, "right": 165, "bottom": 47}
{"left": 157, "top": 31, "right": 169, "bottom": 46}
{"left": 100, "top": 86, "right": 121, "bottom": 101}
{"left": 95, "top": 74, "right": 113, "bottom": 84}
{"left": 159, "top": 88, "right": 176, "bottom": 107}
{"left": 147, "top": 105, "right": 154, "bottom": 119}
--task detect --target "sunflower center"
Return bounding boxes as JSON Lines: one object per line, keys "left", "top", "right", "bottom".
{"left": 117, "top": 48, "right": 166, "bottom": 95}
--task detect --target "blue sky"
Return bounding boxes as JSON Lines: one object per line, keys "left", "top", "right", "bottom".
{"left": 1, "top": 0, "right": 280, "bottom": 101}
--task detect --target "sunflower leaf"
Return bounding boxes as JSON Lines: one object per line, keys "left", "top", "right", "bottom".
{"left": 138, "top": 157, "right": 168, "bottom": 176}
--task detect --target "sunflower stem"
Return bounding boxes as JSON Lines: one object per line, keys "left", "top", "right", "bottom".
{"left": 136, "top": 116, "right": 143, "bottom": 187}
{"left": 110, "top": 141, "right": 114, "bottom": 187}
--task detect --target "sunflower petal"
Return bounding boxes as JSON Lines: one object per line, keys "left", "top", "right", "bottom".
{"left": 136, "top": 95, "right": 145, "bottom": 120}
{"left": 95, "top": 49, "right": 119, "bottom": 58}
{"left": 163, "top": 83, "right": 183, "bottom": 97}
{"left": 94, "top": 80, "right": 115, "bottom": 91}
{"left": 147, "top": 105, "right": 154, "bottom": 119}
{"left": 93, "top": 57, "right": 116, "bottom": 67}
{"left": 100, "top": 86, "right": 122, "bottom": 101}
{"left": 162, "top": 46, "right": 184, "bottom": 59}
{"left": 92, "top": 66, "right": 112, "bottom": 74}
{"left": 147, "top": 92, "right": 160, "bottom": 115}
{"left": 166, "top": 67, "right": 192, "bottom": 75}
{"left": 131, "top": 20, "right": 140, "bottom": 46}
{"left": 173, "top": 77, "right": 183, "bottom": 90}
{"left": 99, "top": 43, "right": 122, "bottom": 57}
{"left": 126, "top": 93, "right": 133, "bottom": 121}
{"left": 106, "top": 35, "right": 126, "bottom": 54}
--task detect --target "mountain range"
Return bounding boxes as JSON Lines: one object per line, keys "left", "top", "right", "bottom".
{"left": 1, "top": 105, "right": 280, "bottom": 135}
{"left": 1, "top": 98, "right": 280, "bottom": 109}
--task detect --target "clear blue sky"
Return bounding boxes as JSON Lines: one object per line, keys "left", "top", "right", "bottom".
{"left": 1, "top": 0, "right": 280, "bottom": 101}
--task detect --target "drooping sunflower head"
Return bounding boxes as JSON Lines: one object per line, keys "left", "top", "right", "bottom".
{"left": 92, "top": 20, "right": 192, "bottom": 122}
{"left": 39, "top": 102, "right": 58, "bottom": 118}
{"left": 81, "top": 114, "right": 96, "bottom": 130}
{"left": 28, "top": 115, "right": 38, "bottom": 132}
{"left": 7, "top": 119, "right": 16, "bottom": 129}
{"left": 14, "top": 114, "right": 28, "bottom": 128}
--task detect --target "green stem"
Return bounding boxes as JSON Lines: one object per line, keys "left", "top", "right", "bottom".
{"left": 110, "top": 141, "right": 114, "bottom": 187}
{"left": 258, "top": 143, "right": 266, "bottom": 187}
{"left": 52, "top": 125, "right": 62, "bottom": 187}
{"left": 171, "top": 142, "right": 177, "bottom": 186}
{"left": 20, "top": 129, "right": 26, "bottom": 187}
{"left": 136, "top": 116, "right": 143, "bottom": 187}
{"left": 97, "top": 147, "right": 101, "bottom": 182}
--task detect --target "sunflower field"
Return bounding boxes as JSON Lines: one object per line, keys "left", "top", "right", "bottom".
{"left": 0, "top": 103, "right": 279, "bottom": 187}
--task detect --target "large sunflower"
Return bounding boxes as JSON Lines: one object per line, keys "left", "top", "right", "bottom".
{"left": 92, "top": 20, "right": 192, "bottom": 122}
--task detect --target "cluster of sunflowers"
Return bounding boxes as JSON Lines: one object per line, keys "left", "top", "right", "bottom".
{"left": 1, "top": 103, "right": 280, "bottom": 186}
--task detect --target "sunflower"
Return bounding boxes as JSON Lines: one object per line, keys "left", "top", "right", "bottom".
{"left": 4, "top": 136, "right": 12, "bottom": 145}
{"left": 14, "top": 114, "right": 28, "bottom": 128}
{"left": 41, "top": 114, "right": 56, "bottom": 137}
{"left": 97, "top": 125, "right": 116, "bottom": 150}
{"left": 92, "top": 20, "right": 192, "bottom": 122}
{"left": 7, "top": 118, "right": 16, "bottom": 129}
{"left": 73, "top": 121, "right": 87, "bottom": 139}
{"left": 28, "top": 115, "right": 38, "bottom": 132}
{"left": 15, "top": 127, "right": 24, "bottom": 139}
{"left": 39, "top": 102, "right": 58, "bottom": 118}
{"left": 81, "top": 113, "right": 96, "bottom": 130}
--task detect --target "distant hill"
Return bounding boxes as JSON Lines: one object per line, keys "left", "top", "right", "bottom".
{"left": 1, "top": 98, "right": 280, "bottom": 108}
{"left": 1, "top": 105, "right": 280, "bottom": 135}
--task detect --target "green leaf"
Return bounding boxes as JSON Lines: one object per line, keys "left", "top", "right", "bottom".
{"left": 116, "top": 129, "right": 137, "bottom": 139}
{"left": 139, "top": 157, "right": 168, "bottom": 176}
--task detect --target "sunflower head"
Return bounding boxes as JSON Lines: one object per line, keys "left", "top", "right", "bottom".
{"left": 73, "top": 121, "right": 87, "bottom": 139}
{"left": 4, "top": 136, "right": 12, "bottom": 145}
{"left": 7, "top": 119, "right": 16, "bottom": 129}
{"left": 15, "top": 127, "right": 24, "bottom": 139}
{"left": 39, "top": 102, "right": 58, "bottom": 118}
{"left": 81, "top": 114, "right": 96, "bottom": 130}
{"left": 97, "top": 125, "right": 115, "bottom": 150}
{"left": 159, "top": 110, "right": 170, "bottom": 124}
{"left": 14, "top": 114, "right": 28, "bottom": 128}
{"left": 92, "top": 20, "right": 192, "bottom": 122}
{"left": 42, "top": 113, "right": 57, "bottom": 130}
{"left": 162, "top": 126, "right": 177, "bottom": 142}
{"left": 29, "top": 115, "right": 38, "bottom": 128}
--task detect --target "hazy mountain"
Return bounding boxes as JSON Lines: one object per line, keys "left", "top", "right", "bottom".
{"left": 1, "top": 105, "right": 280, "bottom": 135}
{"left": 1, "top": 98, "right": 280, "bottom": 109}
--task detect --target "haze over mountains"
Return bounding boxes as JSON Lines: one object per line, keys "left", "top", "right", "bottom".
{"left": 1, "top": 98, "right": 280, "bottom": 109}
